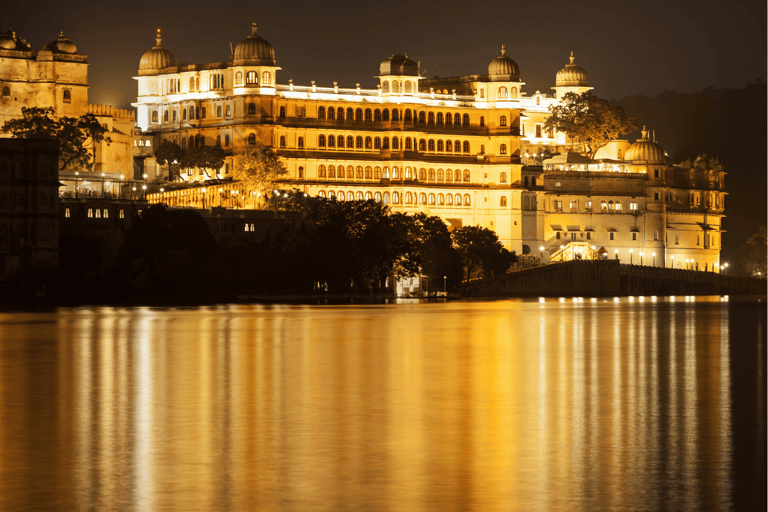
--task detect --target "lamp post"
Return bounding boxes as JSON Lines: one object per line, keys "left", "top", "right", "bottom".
{"left": 444, "top": 276, "right": 447, "bottom": 296}
{"left": 640, "top": 252, "right": 644, "bottom": 266}
{"left": 671, "top": 255, "right": 674, "bottom": 269}
{"left": 652, "top": 253, "right": 656, "bottom": 267}
{"left": 724, "top": 263, "right": 728, "bottom": 274}
{"left": 101, "top": 172, "right": 105, "bottom": 197}
{"left": 201, "top": 187, "right": 206, "bottom": 208}
{"left": 219, "top": 187, "right": 224, "bottom": 207}
{"left": 685, "top": 259, "right": 689, "bottom": 270}
{"left": 274, "top": 190, "right": 281, "bottom": 214}
{"left": 630, "top": 249, "right": 633, "bottom": 265}
{"left": 540, "top": 245, "right": 544, "bottom": 263}
{"left": 591, "top": 245, "right": 596, "bottom": 260}
{"left": 142, "top": 184, "right": 147, "bottom": 200}
{"left": 615, "top": 248, "right": 619, "bottom": 260}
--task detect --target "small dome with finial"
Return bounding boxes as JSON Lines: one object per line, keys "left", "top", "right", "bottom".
{"left": 379, "top": 54, "right": 419, "bottom": 76}
{"left": 139, "top": 29, "right": 178, "bottom": 75}
{"left": 488, "top": 45, "right": 520, "bottom": 80}
{"left": 0, "top": 28, "right": 17, "bottom": 50}
{"left": 556, "top": 52, "right": 589, "bottom": 86}
{"left": 47, "top": 30, "right": 78, "bottom": 54}
{"left": 625, "top": 126, "right": 666, "bottom": 163}
{"left": 233, "top": 22, "right": 276, "bottom": 65}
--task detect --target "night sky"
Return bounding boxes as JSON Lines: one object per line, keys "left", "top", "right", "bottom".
{"left": 3, "top": 0, "right": 766, "bottom": 110}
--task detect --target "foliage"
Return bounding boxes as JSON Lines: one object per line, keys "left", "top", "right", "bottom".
{"left": 232, "top": 143, "right": 287, "bottom": 204}
{"left": 544, "top": 92, "right": 637, "bottom": 159}
{"left": 453, "top": 225, "right": 515, "bottom": 281}
{"left": 410, "top": 213, "right": 464, "bottom": 289}
{"left": 154, "top": 140, "right": 183, "bottom": 181}
{"left": 179, "top": 145, "right": 225, "bottom": 178}
{"left": 739, "top": 226, "right": 767, "bottom": 276}
{"left": 1, "top": 106, "right": 111, "bottom": 171}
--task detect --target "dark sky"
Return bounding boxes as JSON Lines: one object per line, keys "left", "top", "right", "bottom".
{"left": 3, "top": 0, "right": 765, "bottom": 110}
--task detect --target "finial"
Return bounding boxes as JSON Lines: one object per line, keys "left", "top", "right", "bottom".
{"left": 569, "top": 51, "right": 575, "bottom": 65}
{"left": 641, "top": 126, "right": 648, "bottom": 140}
{"left": 251, "top": 22, "right": 258, "bottom": 36}
{"left": 155, "top": 28, "right": 162, "bottom": 47}
{"left": 58, "top": 30, "right": 65, "bottom": 39}
{"left": 501, "top": 44, "right": 506, "bottom": 56}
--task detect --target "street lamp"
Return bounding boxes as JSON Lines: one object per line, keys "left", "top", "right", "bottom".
{"left": 652, "top": 252, "right": 656, "bottom": 267}
{"left": 615, "top": 248, "right": 619, "bottom": 260}
{"left": 685, "top": 258, "right": 690, "bottom": 270}
{"left": 142, "top": 184, "right": 147, "bottom": 200}
{"left": 591, "top": 245, "right": 596, "bottom": 260}
{"left": 671, "top": 255, "right": 674, "bottom": 268}
{"left": 444, "top": 276, "right": 447, "bottom": 295}
{"left": 201, "top": 187, "right": 206, "bottom": 208}
{"left": 630, "top": 249, "right": 633, "bottom": 265}
{"left": 219, "top": 187, "right": 224, "bottom": 207}
{"left": 539, "top": 245, "right": 544, "bottom": 263}
{"left": 724, "top": 263, "right": 729, "bottom": 274}
{"left": 639, "top": 252, "right": 644, "bottom": 266}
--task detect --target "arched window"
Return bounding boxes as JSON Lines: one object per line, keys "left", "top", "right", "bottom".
{"left": 392, "top": 81, "right": 399, "bottom": 94}
{"left": 398, "top": 138, "right": 404, "bottom": 150}
{"left": 418, "top": 168, "right": 426, "bottom": 180}
{"left": 438, "top": 194, "right": 445, "bottom": 205}
{"left": 163, "top": 110, "right": 169, "bottom": 122}
{"left": 480, "top": 116, "right": 485, "bottom": 127}
{"left": 393, "top": 109, "right": 400, "bottom": 121}
{"left": 404, "top": 109, "right": 412, "bottom": 122}
{"left": 511, "top": 87, "right": 517, "bottom": 98}
{"left": 356, "top": 166, "right": 363, "bottom": 179}
{"left": 338, "top": 191, "right": 345, "bottom": 201}
{"left": 532, "top": 177, "right": 537, "bottom": 186}
{"left": 279, "top": 106, "right": 286, "bottom": 118}
{"left": 327, "top": 134, "right": 335, "bottom": 147}
{"left": 365, "top": 191, "right": 372, "bottom": 201}
{"left": 189, "top": 77, "right": 195, "bottom": 91}
{"left": 217, "top": 106, "right": 222, "bottom": 117}
{"left": 455, "top": 169, "right": 462, "bottom": 182}
{"left": 480, "top": 89, "right": 485, "bottom": 99}
{"left": 393, "top": 191, "right": 400, "bottom": 203}
{"left": 364, "top": 108, "right": 372, "bottom": 121}
{"left": 189, "top": 106, "right": 195, "bottom": 120}
{"left": 246, "top": 71, "right": 257, "bottom": 85}
{"left": 355, "top": 136, "right": 363, "bottom": 148}
{"left": 319, "top": 135, "right": 326, "bottom": 147}
{"left": 437, "top": 140, "right": 444, "bottom": 152}
{"left": 182, "top": 138, "right": 187, "bottom": 150}
{"left": 355, "top": 108, "right": 363, "bottom": 121}
{"left": 318, "top": 106, "right": 326, "bottom": 119}
{"left": 382, "top": 109, "right": 389, "bottom": 122}
{"left": 235, "top": 72, "right": 243, "bottom": 85}
{"left": 500, "top": 116, "right": 507, "bottom": 127}
{"left": 419, "top": 139, "right": 426, "bottom": 152}
{"left": 500, "top": 144, "right": 507, "bottom": 155}
{"left": 382, "top": 137, "right": 389, "bottom": 150}
{"left": 365, "top": 166, "right": 372, "bottom": 179}
{"left": 405, "top": 167, "right": 411, "bottom": 179}
{"left": 225, "top": 135, "right": 230, "bottom": 147}
{"left": 419, "top": 193, "right": 427, "bottom": 205}
{"left": 374, "top": 137, "right": 381, "bottom": 149}
{"left": 500, "top": 172, "right": 507, "bottom": 183}
{"left": 248, "top": 133, "right": 257, "bottom": 145}
{"left": 463, "top": 170, "right": 470, "bottom": 182}
{"left": 455, "top": 194, "right": 462, "bottom": 206}
{"left": 327, "top": 106, "right": 335, "bottom": 120}
{"left": 382, "top": 81, "right": 390, "bottom": 93}
{"left": 216, "top": 135, "right": 221, "bottom": 146}
{"left": 328, "top": 165, "right": 336, "bottom": 178}
{"left": 338, "top": 107, "right": 344, "bottom": 119}
{"left": 461, "top": 141, "right": 469, "bottom": 153}
{"left": 337, "top": 135, "right": 345, "bottom": 148}
{"left": 384, "top": 167, "right": 391, "bottom": 179}
{"left": 446, "top": 169, "right": 453, "bottom": 182}
{"left": 183, "top": 109, "right": 187, "bottom": 121}
{"left": 437, "top": 112, "right": 444, "bottom": 125}
{"left": 524, "top": 196, "right": 530, "bottom": 209}
{"left": 446, "top": 194, "right": 453, "bottom": 206}
{"left": 201, "top": 107, "right": 206, "bottom": 118}
{"left": 246, "top": 102, "right": 255, "bottom": 115}
{"left": 298, "top": 136, "right": 304, "bottom": 149}
{"left": 374, "top": 167, "right": 382, "bottom": 179}
{"left": 498, "top": 86, "right": 507, "bottom": 99}
{"left": 392, "top": 166, "right": 399, "bottom": 179}
{"left": 63, "top": 89, "right": 71, "bottom": 103}
{"left": 464, "top": 194, "right": 471, "bottom": 206}
{"left": 405, "top": 192, "right": 413, "bottom": 204}
{"left": 428, "top": 169, "right": 436, "bottom": 181}
{"left": 347, "top": 136, "right": 354, "bottom": 148}
{"left": 365, "top": 136, "right": 372, "bottom": 149}
{"left": 347, "top": 107, "right": 354, "bottom": 120}
{"left": 500, "top": 196, "right": 507, "bottom": 207}
{"left": 428, "top": 193, "right": 436, "bottom": 205}
{"left": 329, "top": 191, "right": 336, "bottom": 200}
{"left": 405, "top": 81, "right": 412, "bottom": 93}
{"left": 463, "top": 114, "right": 470, "bottom": 126}
{"left": 418, "top": 111, "right": 426, "bottom": 123}
{"left": 346, "top": 166, "right": 354, "bottom": 178}
{"left": 437, "top": 169, "right": 444, "bottom": 181}
{"left": 262, "top": 71, "right": 271, "bottom": 85}
{"left": 428, "top": 140, "right": 435, "bottom": 152}
{"left": 279, "top": 135, "right": 286, "bottom": 148}
{"left": 428, "top": 112, "right": 435, "bottom": 125}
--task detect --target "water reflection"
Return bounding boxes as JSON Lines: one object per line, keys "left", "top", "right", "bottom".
{"left": 0, "top": 298, "right": 764, "bottom": 511}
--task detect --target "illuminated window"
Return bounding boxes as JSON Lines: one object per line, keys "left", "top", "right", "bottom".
{"left": 327, "top": 134, "right": 335, "bottom": 147}
{"left": 298, "top": 137, "right": 304, "bottom": 149}
{"left": 365, "top": 166, "right": 372, "bottom": 179}
{"left": 364, "top": 108, "right": 372, "bottom": 121}
{"left": 498, "top": 86, "right": 507, "bottom": 99}
{"left": 374, "top": 137, "right": 381, "bottom": 149}
{"left": 318, "top": 106, "right": 326, "bottom": 119}
{"left": 405, "top": 81, "right": 412, "bottom": 93}
{"left": 463, "top": 170, "right": 470, "bottom": 182}
{"left": 365, "top": 136, "right": 372, "bottom": 149}
{"left": 63, "top": 89, "right": 71, "bottom": 103}
{"left": 328, "top": 165, "right": 336, "bottom": 178}
{"left": 327, "top": 106, "right": 335, "bottom": 120}
{"left": 500, "top": 115, "right": 507, "bottom": 127}
{"left": 356, "top": 166, "right": 363, "bottom": 179}
{"left": 500, "top": 144, "right": 507, "bottom": 155}
{"left": 262, "top": 71, "right": 271, "bottom": 85}
{"left": 382, "top": 81, "right": 389, "bottom": 93}
{"left": 392, "top": 191, "right": 399, "bottom": 203}
{"left": 455, "top": 194, "right": 462, "bottom": 206}
{"left": 392, "top": 81, "right": 399, "bottom": 93}
{"left": 189, "top": 77, "right": 196, "bottom": 91}
{"left": 419, "top": 193, "right": 427, "bottom": 204}
{"left": 500, "top": 196, "right": 507, "bottom": 207}
{"left": 346, "top": 166, "right": 354, "bottom": 178}
{"left": 280, "top": 136, "right": 286, "bottom": 148}
{"left": 629, "top": 201, "right": 638, "bottom": 211}
{"left": 455, "top": 169, "right": 462, "bottom": 182}
{"left": 235, "top": 72, "right": 243, "bottom": 85}
{"left": 87, "top": 208, "right": 93, "bottom": 218}
{"left": 446, "top": 169, "right": 453, "bottom": 182}
{"left": 463, "top": 141, "right": 470, "bottom": 153}
{"left": 279, "top": 106, "right": 286, "bottom": 118}
{"left": 428, "top": 140, "right": 435, "bottom": 151}
{"left": 319, "top": 165, "right": 327, "bottom": 178}
{"left": 248, "top": 133, "right": 256, "bottom": 145}
{"left": 246, "top": 71, "right": 257, "bottom": 85}
{"left": 437, "top": 140, "right": 444, "bottom": 152}
{"left": 319, "top": 135, "right": 326, "bottom": 147}
{"left": 103, "top": 209, "right": 109, "bottom": 219}
{"left": 374, "top": 167, "right": 382, "bottom": 179}
{"left": 64, "top": 208, "right": 70, "bottom": 218}
{"left": 500, "top": 172, "right": 507, "bottom": 183}
{"left": 405, "top": 192, "right": 412, "bottom": 204}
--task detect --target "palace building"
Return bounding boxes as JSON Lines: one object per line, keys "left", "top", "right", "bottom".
{"left": 136, "top": 24, "right": 725, "bottom": 271}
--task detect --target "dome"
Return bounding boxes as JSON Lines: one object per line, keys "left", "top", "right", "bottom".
{"left": 625, "top": 127, "right": 666, "bottom": 163}
{"left": 379, "top": 54, "right": 419, "bottom": 76}
{"left": 47, "top": 30, "right": 77, "bottom": 54}
{"left": 233, "top": 23, "right": 275, "bottom": 65}
{"left": 139, "top": 29, "right": 178, "bottom": 75}
{"left": 556, "top": 52, "right": 589, "bottom": 86}
{"left": 487, "top": 45, "right": 519, "bottom": 80}
{"left": 0, "top": 29, "right": 15, "bottom": 50}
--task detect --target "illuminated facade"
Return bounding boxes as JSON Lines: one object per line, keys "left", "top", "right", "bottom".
{"left": 137, "top": 24, "right": 725, "bottom": 271}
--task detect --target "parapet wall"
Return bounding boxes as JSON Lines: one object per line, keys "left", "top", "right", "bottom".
{"left": 468, "top": 260, "right": 767, "bottom": 297}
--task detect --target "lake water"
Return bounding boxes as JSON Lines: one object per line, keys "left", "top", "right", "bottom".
{"left": 0, "top": 297, "right": 764, "bottom": 511}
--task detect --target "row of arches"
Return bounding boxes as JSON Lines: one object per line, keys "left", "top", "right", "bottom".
{"left": 381, "top": 80, "right": 416, "bottom": 94}
{"left": 317, "top": 165, "right": 473, "bottom": 183}
{"left": 316, "top": 190, "right": 474, "bottom": 207}
{"left": 315, "top": 106, "right": 472, "bottom": 126}
{"left": 315, "top": 134, "right": 472, "bottom": 153}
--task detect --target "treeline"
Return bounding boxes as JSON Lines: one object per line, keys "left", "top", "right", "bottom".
{"left": 54, "top": 196, "right": 518, "bottom": 304}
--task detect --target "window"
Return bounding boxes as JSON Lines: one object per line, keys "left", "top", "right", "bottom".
{"left": 225, "top": 135, "right": 230, "bottom": 147}
{"left": 355, "top": 108, "right": 363, "bottom": 121}
{"left": 356, "top": 166, "right": 363, "bottom": 179}
{"left": 246, "top": 71, "right": 257, "bottom": 85}
{"left": 418, "top": 111, "right": 426, "bottom": 123}
{"left": 480, "top": 89, "right": 485, "bottom": 99}
{"left": 428, "top": 193, "right": 435, "bottom": 205}
{"left": 201, "top": 107, "right": 206, "bottom": 118}
{"left": 189, "top": 106, "right": 195, "bottom": 120}
{"left": 609, "top": 232, "right": 615, "bottom": 241}
{"left": 498, "top": 86, "right": 507, "bottom": 99}
{"left": 365, "top": 136, "right": 372, "bottom": 149}
{"left": 615, "top": 202, "right": 622, "bottom": 212}
{"left": 298, "top": 137, "right": 304, "bottom": 149}
{"left": 382, "top": 81, "right": 390, "bottom": 94}
{"left": 1, "top": 86, "right": 9, "bottom": 99}
{"left": 629, "top": 201, "right": 638, "bottom": 211}
{"left": 152, "top": 111, "right": 158, "bottom": 123}
{"left": 381, "top": 137, "right": 388, "bottom": 149}
{"left": 248, "top": 133, "right": 256, "bottom": 145}
{"left": 445, "top": 113, "right": 452, "bottom": 126}
{"left": 437, "top": 112, "right": 444, "bottom": 125}
{"left": 327, "top": 107, "right": 335, "bottom": 120}
{"left": 365, "top": 108, "right": 372, "bottom": 121}
{"left": 446, "top": 140, "right": 453, "bottom": 152}
{"left": 428, "top": 112, "right": 435, "bottom": 125}
{"left": 63, "top": 89, "right": 71, "bottom": 103}
{"left": 463, "top": 141, "right": 470, "bottom": 153}
{"left": 327, "top": 134, "right": 335, "bottom": 147}
{"left": 654, "top": 169, "right": 659, "bottom": 178}
{"left": 500, "top": 144, "right": 507, "bottom": 155}
{"left": 279, "top": 106, "right": 286, "bottom": 118}
{"left": 480, "top": 116, "right": 485, "bottom": 127}
{"left": 654, "top": 230, "right": 658, "bottom": 240}
{"left": 87, "top": 208, "right": 93, "bottom": 218}
{"left": 500, "top": 196, "right": 507, "bottom": 207}
{"left": 428, "top": 140, "right": 435, "bottom": 152}
{"left": 319, "top": 135, "right": 326, "bottom": 147}
{"left": 318, "top": 106, "right": 326, "bottom": 119}
{"left": 337, "top": 135, "right": 345, "bottom": 148}
{"left": 405, "top": 81, "right": 412, "bottom": 93}
{"left": 119, "top": 209, "right": 125, "bottom": 219}
{"left": 163, "top": 110, "right": 169, "bottom": 122}
{"left": 419, "top": 193, "right": 427, "bottom": 205}
{"left": 216, "top": 135, "right": 221, "bottom": 146}
{"left": 500, "top": 115, "right": 507, "bottom": 126}
{"left": 226, "top": 105, "right": 231, "bottom": 117}
{"left": 463, "top": 170, "right": 470, "bottom": 182}
{"left": 585, "top": 200, "right": 592, "bottom": 210}
{"left": 355, "top": 136, "right": 363, "bottom": 149}
{"left": 696, "top": 235, "right": 700, "bottom": 246}
{"left": 337, "top": 107, "right": 344, "bottom": 119}
{"left": 428, "top": 169, "right": 435, "bottom": 181}
{"left": 235, "top": 72, "right": 243, "bottom": 85}
{"left": 280, "top": 136, "right": 286, "bottom": 148}
{"left": 536, "top": 124, "right": 542, "bottom": 138}
{"left": 601, "top": 201, "right": 607, "bottom": 211}
{"left": 570, "top": 200, "right": 578, "bottom": 210}
{"left": 374, "top": 137, "right": 381, "bottom": 150}
{"left": 103, "top": 209, "right": 109, "bottom": 219}
{"left": 398, "top": 138, "right": 404, "bottom": 150}
{"left": 404, "top": 110, "right": 412, "bottom": 122}
{"left": 675, "top": 235, "right": 679, "bottom": 245}
{"left": 328, "top": 165, "right": 336, "bottom": 178}
{"left": 419, "top": 139, "right": 426, "bottom": 151}
{"left": 418, "top": 168, "right": 426, "bottom": 181}
{"left": 437, "top": 140, "right": 444, "bottom": 152}
{"left": 262, "top": 71, "right": 271, "bottom": 85}
{"left": 463, "top": 194, "right": 471, "bottom": 206}
{"left": 217, "top": 106, "right": 222, "bottom": 117}
{"left": 555, "top": 200, "right": 562, "bottom": 211}
{"left": 632, "top": 232, "right": 638, "bottom": 241}
{"left": 64, "top": 208, "right": 70, "bottom": 218}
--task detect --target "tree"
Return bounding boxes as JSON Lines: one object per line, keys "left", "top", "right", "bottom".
{"left": 232, "top": 143, "right": 287, "bottom": 207}
{"left": 154, "top": 140, "right": 182, "bottom": 181}
{"left": 739, "top": 226, "right": 767, "bottom": 276}
{"left": 2, "top": 106, "right": 111, "bottom": 171}
{"left": 544, "top": 92, "right": 637, "bottom": 159}
{"left": 453, "top": 225, "right": 511, "bottom": 281}
{"left": 179, "top": 145, "right": 225, "bottom": 179}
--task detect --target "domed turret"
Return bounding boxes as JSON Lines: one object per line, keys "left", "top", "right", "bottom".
{"left": 379, "top": 54, "right": 419, "bottom": 76}
{"left": 625, "top": 127, "right": 666, "bottom": 163}
{"left": 139, "top": 29, "right": 178, "bottom": 76}
{"left": 233, "top": 22, "right": 275, "bottom": 65}
{"left": 487, "top": 45, "right": 519, "bottom": 81}
{"left": 47, "top": 30, "right": 77, "bottom": 54}
{"left": 0, "top": 29, "right": 16, "bottom": 50}
{"left": 556, "top": 52, "right": 589, "bottom": 86}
